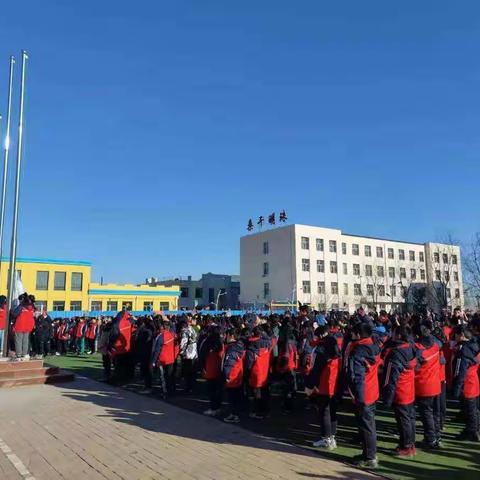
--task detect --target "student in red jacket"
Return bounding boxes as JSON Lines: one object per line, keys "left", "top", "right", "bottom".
{"left": 108, "top": 311, "right": 134, "bottom": 382}
{"left": 344, "top": 322, "right": 381, "bottom": 469}
{"left": 74, "top": 317, "right": 87, "bottom": 355}
{"left": 276, "top": 319, "right": 299, "bottom": 414}
{"left": 246, "top": 326, "right": 272, "bottom": 419}
{"left": 198, "top": 325, "right": 225, "bottom": 416}
{"left": 452, "top": 326, "right": 480, "bottom": 442}
{"left": 305, "top": 325, "right": 341, "bottom": 450}
{"left": 152, "top": 320, "right": 177, "bottom": 397}
{"left": 222, "top": 328, "right": 246, "bottom": 424}
{"left": 414, "top": 320, "right": 442, "bottom": 449}
{"left": 382, "top": 325, "right": 418, "bottom": 458}
{"left": 85, "top": 319, "right": 98, "bottom": 354}
{"left": 12, "top": 293, "right": 35, "bottom": 360}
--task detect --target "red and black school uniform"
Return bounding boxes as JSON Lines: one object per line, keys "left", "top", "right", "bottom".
{"left": 198, "top": 332, "right": 225, "bottom": 411}
{"left": 246, "top": 334, "right": 272, "bottom": 417}
{"left": 108, "top": 311, "right": 134, "bottom": 381}
{"left": 152, "top": 328, "right": 177, "bottom": 395}
{"left": 74, "top": 319, "right": 87, "bottom": 354}
{"left": 305, "top": 334, "right": 341, "bottom": 439}
{"left": 452, "top": 339, "right": 480, "bottom": 439}
{"left": 382, "top": 341, "right": 417, "bottom": 451}
{"left": 344, "top": 337, "right": 381, "bottom": 461}
{"left": 85, "top": 322, "right": 98, "bottom": 354}
{"left": 276, "top": 337, "right": 298, "bottom": 413}
{"left": 415, "top": 335, "right": 442, "bottom": 447}
{"left": 222, "top": 339, "right": 246, "bottom": 416}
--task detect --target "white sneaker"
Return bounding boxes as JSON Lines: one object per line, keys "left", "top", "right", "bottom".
{"left": 224, "top": 414, "right": 240, "bottom": 424}
{"left": 330, "top": 436, "right": 337, "bottom": 450}
{"left": 24, "top": 354, "right": 30, "bottom": 361}
{"left": 203, "top": 409, "right": 219, "bottom": 417}
{"left": 35, "top": 355, "right": 43, "bottom": 360}
{"left": 313, "top": 437, "right": 333, "bottom": 450}
{"left": 55, "top": 352, "right": 61, "bottom": 356}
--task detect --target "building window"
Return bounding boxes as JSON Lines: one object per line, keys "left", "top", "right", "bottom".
{"left": 352, "top": 244, "right": 359, "bottom": 256}
{"left": 122, "top": 301, "right": 132, "bottom": 311}
{"left": 301, "top": 237, "right": 310, "bottom": 250}
{"left": 35, "top": 300, "right": 47, "bottom": 311}
{"left": 433, "top": 252, "right": 440, "bottom": 263}
{"left": 365, "top": 245, "right": 372, "bottom": 257}
{"left": 317, "top": 281, "right": 325, "bottom": 294}
{"left": 54, "top": 271, "right": 66, "bottom": 291}
{"left": 91, "top": 301, "right": 102, "bottom": 311}
{"left": 354, "top": 284, "right": 362, "bottom": 296}
{"left": 316, "top": 238, "right": 324, "bottom": 251}
{"left": 388, "top": 248, "right": 394, "bottom": 259}
{"left": 445, "top": 272, "right": 450, "bottom": 282}
{"left": 71, "top": 272, "right": 83, "bottom": 291}
{"left": 419, "top": 252, "right": 425, "bottom": 262}
{"left": 353, "top": 264, "right": 360, "bottom": 276}
{"left": 409, "top": 251, "right": 415, "bottom": 262}
{"left": 159, "top": 302, "right": 169, "bottom": 311}
{"left": 376, "top": 246, "right": 383, "bottom": 258}
{"left": 400, "top": 268, "right": 406, "bottom": 279}
{"left": 263, "top": 241, "right": 269, "bottom": 255}
{"left": 331, "top": 282, "right": 338, "bottom": 295}
{"left": 330, "top": 261, "right": 337, "bottom": 274}
{"left": 106, "top": 301, "right": 118, "bottom": 311}
{"left": 180, "top": 287, "right": 189, "bottom": 298}
{"left": 399, "top": 249, "right": 405, "bottom": 261}
{"left": 208, "top": 288, "right": 215, "bottom": 303}
{"left": 435, "top": 270, "right": 441, "bottom": 281}
{"left": 342, "top": 242, "right": 347, "bottom": 254}
{"left": 420, "top": 269, "right": 426, "bottom": 280}
{"left": 302, "top": 281, "right": 311, "bottom": 294}
{"left": 70, "top": 301, "right": 82, "bottom": 311}
{"left": 378, "top": 285, "right": 386, "bottom": 297}
{"left": 263, "top": 262, "right": 269, "bottom": 276}
{"left": 36, "top": 271, "right": 49, "bottom": 291}
{"left": 317, "top": 260, "right": 325, "bottom": 273}
{"left": 329, "top": 240, "right": 337, "bottom": 253}
{"left": 390, "top": 285, "right": 397, "bottom": 297}
{"left": 454, "top": 271, "right": 459, "bottom": 282}
{"left": 365, "top": 265, "right": 373, "bottom": 277}
{"left": 143, "top": 301, "right": 153, "bottom": 311}
{"left": 377, "top": 266, "right": 384, "bottom": 277}
{"left": 367, "top": 284, "right": 374, "bottom": 296}
{"left": 388, "top": 267, "right": 395, "bottom": 279}
{"left": 343, "top": 283, "right": 349, "bottom": 295}
{"left": 342, "top": 263, "right": 348, "bottom": 275}
{"left": 302, "top": 258, "right": 310, "bottom": 272}
{"left": 400, "top": 286, "right": 407, "bottom": 298}
{"left": 410, "top": 269, "right": 417, "bottom": 280}
{"left": 443, "top": 253, "right": 448, "bottom": 263}
{"left": 52, "top": 301, "right": 65, "bottom": 311}
{"left": 195, "top": 287, "right": 203, "bottom": 299}
{"left": 455, "top": 289, "right": 460, "bottom": 299}
{"left": 263, "top": 283, "right": 270, "bottom": 298}
{"left": 452, "top": 254, "right": 458, "bottom": 265}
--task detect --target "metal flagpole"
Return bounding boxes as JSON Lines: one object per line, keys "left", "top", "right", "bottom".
{"left": 0, "top": 56, "right": 16, "bottom": 275}
{"left": 3, "top": 51, "right": 27, "bottom": 358}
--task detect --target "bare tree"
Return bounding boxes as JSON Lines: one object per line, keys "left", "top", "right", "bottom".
{"left": 428, "top": 235, "right": 461, "bottom": 311}
{"left": 463, "top": 233, "right": 480, "bottom": 309}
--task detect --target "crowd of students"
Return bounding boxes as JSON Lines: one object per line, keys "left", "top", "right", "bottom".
{"left": 2, "top": 293, "right": 479, "bottom": 469}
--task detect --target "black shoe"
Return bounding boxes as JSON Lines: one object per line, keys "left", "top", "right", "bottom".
{"left": 457, "top": 431, "right": 480, "bottom": 442}
{"left": 419, "top": 440, "right": 440, "bottom": 450}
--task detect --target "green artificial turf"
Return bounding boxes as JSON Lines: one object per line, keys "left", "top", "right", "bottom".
{"left": 47, "top": 353, "right": 479, "bottom": 480}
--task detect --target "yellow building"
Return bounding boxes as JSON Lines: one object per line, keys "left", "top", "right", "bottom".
{"left": 0, "top": 257, "right": 180, "bottom": 313}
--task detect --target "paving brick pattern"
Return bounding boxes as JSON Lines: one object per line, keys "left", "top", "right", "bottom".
{"left": 0, "top": 378, "right": 379, "bottom": 480}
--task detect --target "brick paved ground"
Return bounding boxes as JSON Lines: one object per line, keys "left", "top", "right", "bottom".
{"left": 0, "top": 378, "right": 379, "bottom": 480}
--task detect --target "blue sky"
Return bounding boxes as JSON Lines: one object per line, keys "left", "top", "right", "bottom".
{"left": 0, "top": 1, "right": 479, "bottom": 283}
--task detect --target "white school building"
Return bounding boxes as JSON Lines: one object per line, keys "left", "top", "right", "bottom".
{"left": 240, "top": 224, "right": 464, "bottom": 313}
